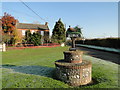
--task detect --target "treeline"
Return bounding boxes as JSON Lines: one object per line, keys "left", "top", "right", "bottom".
{"left": 75, "top": 38, "right": 120, "bottom": 49}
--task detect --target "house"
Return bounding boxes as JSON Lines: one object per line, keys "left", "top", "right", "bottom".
{"left": 16, "top": 22, "right": 49, "bottom": 38}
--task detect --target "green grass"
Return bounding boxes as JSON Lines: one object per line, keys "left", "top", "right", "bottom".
{"left": 1, "top": 46, "right": 119, "bottom": 88}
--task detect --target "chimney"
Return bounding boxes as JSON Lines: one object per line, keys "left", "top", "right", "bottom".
{"left": 16, "top": 19, "right": 19, "bottom": 28}
{"left": 45, "top": 22, "right": 48, "bottom": 26}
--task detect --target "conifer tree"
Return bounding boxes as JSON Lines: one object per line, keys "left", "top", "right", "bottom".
{"left": 31, "top": 32, "right": 41, "bottom": 46}
{"left": 25, "top": 30, "right": 32, "bottom": 44}
{"left": 52, "top": 18, "right": 66, "bottom": 44}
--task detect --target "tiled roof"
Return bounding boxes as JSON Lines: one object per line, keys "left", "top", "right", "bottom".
{"left": 67, "top": 27, "right": 77, "bottom": 32}
{"left": 17, "top": 23, "right": 49, "bottom": 30}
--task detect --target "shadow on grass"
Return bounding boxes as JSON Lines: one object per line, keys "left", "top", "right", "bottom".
{"left": 2, "top": 64, "right": 56, "bottom": 78}
{"left": 2, "top": 64, "right": 100, "bottom": 87}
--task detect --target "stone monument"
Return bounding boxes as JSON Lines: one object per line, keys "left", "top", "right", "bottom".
{"left": 55, "top": 26, "right": 92, "bottom": 86}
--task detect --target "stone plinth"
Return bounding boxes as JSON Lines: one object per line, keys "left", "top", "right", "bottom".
{"left": 64, "top": 51, "right": 83, "bottom": 63}
{"left": 55, "top": 60, "right": 92, "bottom": 86}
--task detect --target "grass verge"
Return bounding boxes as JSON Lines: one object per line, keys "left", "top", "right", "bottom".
{"left": 2, "top": 46, "right": 119, "bottom": 88}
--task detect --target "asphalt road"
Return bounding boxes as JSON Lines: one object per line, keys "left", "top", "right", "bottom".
{"left": 76, "top": 46, "right": 120, "bottom": 65}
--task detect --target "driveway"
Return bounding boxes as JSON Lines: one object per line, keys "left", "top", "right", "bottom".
{"left": 76, "top": 46, "right": 120, "bottom": 64}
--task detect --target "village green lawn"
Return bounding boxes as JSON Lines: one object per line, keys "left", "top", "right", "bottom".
{"left": 1, "top": 46, "right": 119, "bottom": 88}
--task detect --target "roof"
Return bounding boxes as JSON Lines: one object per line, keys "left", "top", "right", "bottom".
{"left": 67, "top": 27, "right": 77, "bottom": 32}
{"left": 17, "top": 23, "right": 49, "bottom": 30}
{"left": 66, "top": 27, "right": 82, "bottom": 37}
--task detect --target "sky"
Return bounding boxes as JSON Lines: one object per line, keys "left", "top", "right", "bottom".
{"left": 1, "top": 1, "right": 118, "bottom": 39}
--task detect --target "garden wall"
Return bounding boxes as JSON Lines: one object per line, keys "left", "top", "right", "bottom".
{"left": 7, "top": 44, "right": 61, "bottom": 50}
{"left": 75, "top": 38, "right": 120, "bottom": 49}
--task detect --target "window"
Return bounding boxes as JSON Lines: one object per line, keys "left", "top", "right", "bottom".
{"left": 31, "top": 30, "right": 35, "bottom": 34}
{"left": 41, "top": 31, "right": 44, "bottom": 36}
{"left": 22, "top": 30, "right": 26, "bottom": 36}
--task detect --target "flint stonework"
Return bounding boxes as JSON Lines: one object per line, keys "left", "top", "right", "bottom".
{"left": 55, "top": 59, "right": 92, "bottom": 86}
{"left": 64, "top": 51, "right": 83, "bottom": 63}
{"left": 55, "top": 49, "right": 92, "bottom": 86}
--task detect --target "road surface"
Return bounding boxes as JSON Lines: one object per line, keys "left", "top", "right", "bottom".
{"left": 76, "top": 46, "right": 120, "bottom": 65}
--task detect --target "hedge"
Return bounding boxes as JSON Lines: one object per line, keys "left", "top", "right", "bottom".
{"left": 75, "top": 38, "right": 120, "bottom": 49}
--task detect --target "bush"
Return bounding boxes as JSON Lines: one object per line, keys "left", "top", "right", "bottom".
{"left": 31, "top": 32, "right": 41, "bottom": 46}
{"left": 24, "top": 30, "right": 42, "bottom": 46}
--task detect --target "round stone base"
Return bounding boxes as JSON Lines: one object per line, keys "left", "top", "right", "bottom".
{"left": 55, "top": 60, "right": 92, "bottom": 86}
{"left": 63, "top": 51, "right": 83, "bottom": 63}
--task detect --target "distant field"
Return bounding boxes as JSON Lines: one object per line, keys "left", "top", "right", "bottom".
{"left": 1, "top": 46, "right": 119, "bottom": 88}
